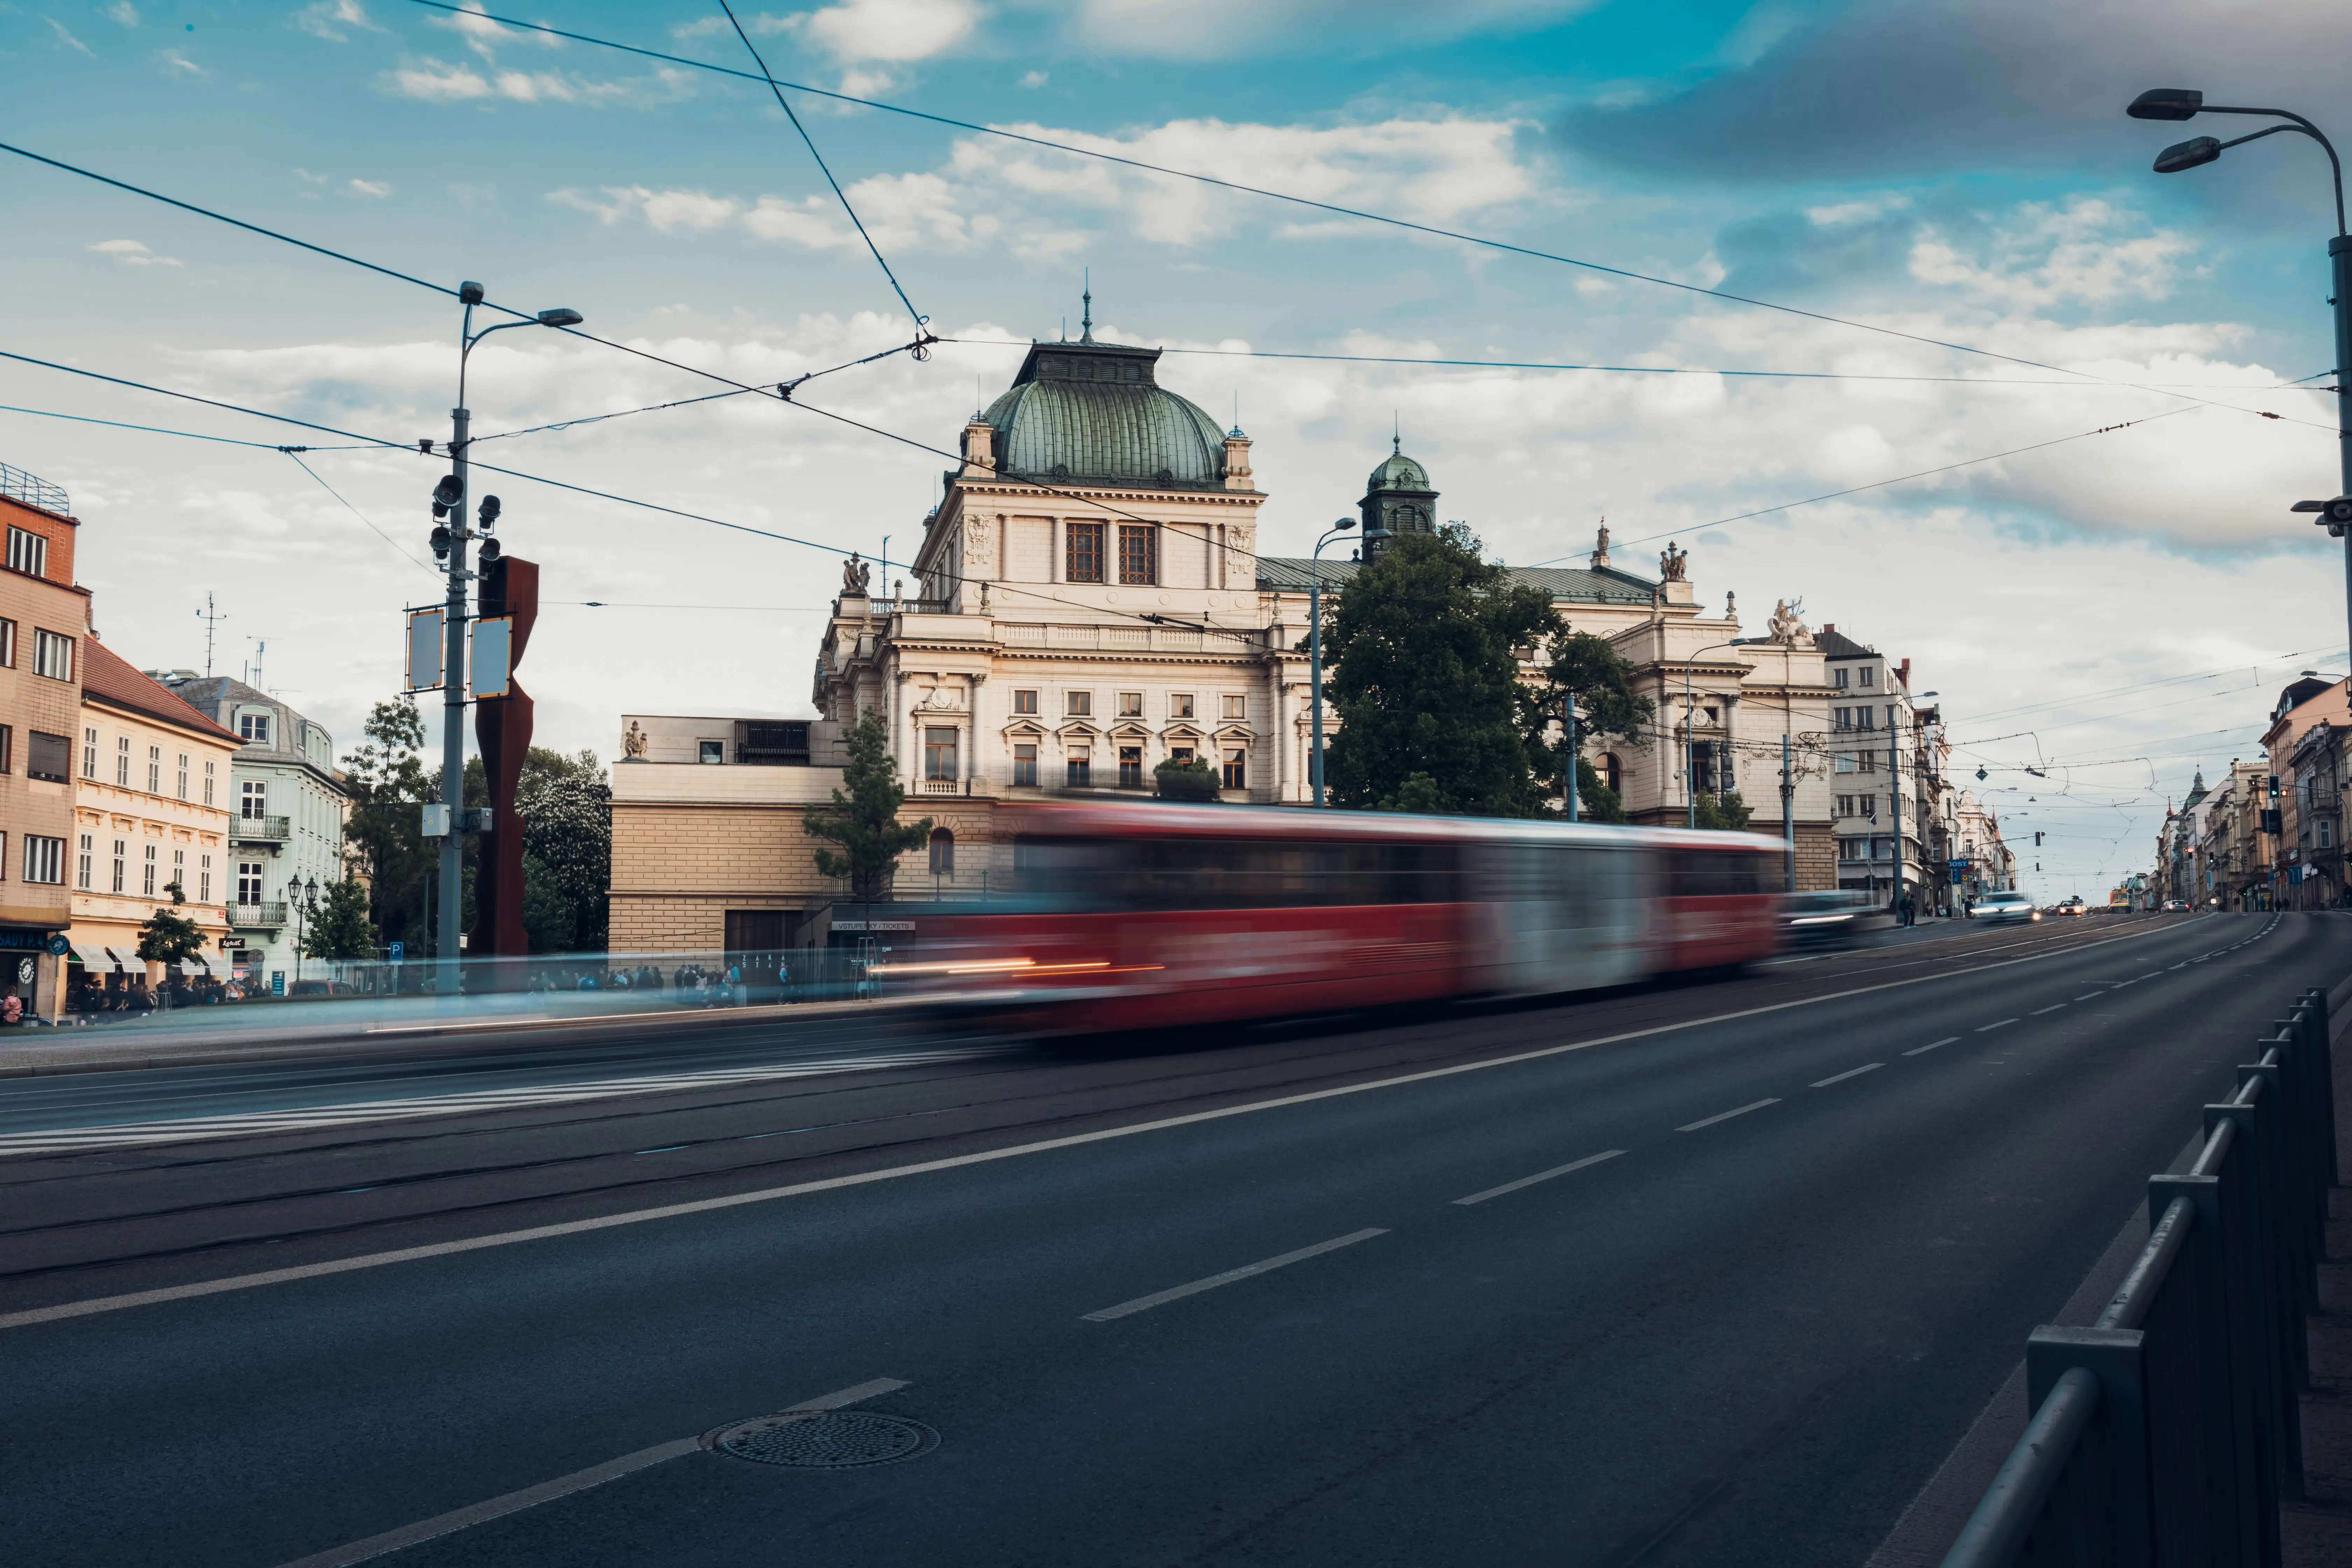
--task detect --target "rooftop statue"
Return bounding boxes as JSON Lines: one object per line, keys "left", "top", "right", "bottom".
{"left": 1658, "top": 540, "right": 1688, "bottom": 582}
{"left": 621, "top": 719, "right": 649, "bottom": 760}
{"left": 842, "top": 552, "right": 872, "bottom": 595}
{"left": 1767, "top": 597, "right": 1809, "bottom": 646}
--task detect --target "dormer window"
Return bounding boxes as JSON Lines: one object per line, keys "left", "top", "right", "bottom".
{"left": 238, "top": 711, "right": 271, "bottom": 745}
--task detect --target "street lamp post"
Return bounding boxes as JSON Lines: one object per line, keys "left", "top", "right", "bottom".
{"left": 2127, "top": 89, "right": 2352, "bottom": 662}
{"left": 434, "top": 285, "right": 582, "bottom": 992}
{"left": 290, "top": 874, "right": 318, "bottom": 988}
{"left": 1309, "top": 518, "right": 1354, "bottom": 807}
{"left": 1680, "top": 643, "right": 1745, "bottom": 828}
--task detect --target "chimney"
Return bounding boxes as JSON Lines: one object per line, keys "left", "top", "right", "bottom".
{"left": 1897, "top": 657, "right": 1911, "bottom": 688}
{"left": 1822, "top": 623, "right": 1835, "bottom": 634}
{"left": 960, "top": 417, "right": 995, "bottom": 478}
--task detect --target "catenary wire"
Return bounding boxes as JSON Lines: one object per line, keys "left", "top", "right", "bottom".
{"left": 715, "top": 0, "right": 925, "bottom": 328}
{"left": 1527, "top": 409, "right": 2203, "bottom": 563}
{"left": 390, "top": 1, "right": 2243, "bottom": 394}
{"left": 281, "top": 452, "right": 442, "bottom": 576}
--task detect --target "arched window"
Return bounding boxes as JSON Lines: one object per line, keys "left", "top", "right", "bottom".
{"left": 1600, "top": 753, "right": 1623, "bottom": 795}
{"left": 928, "top": 827, "right": 954, "bottom": 876}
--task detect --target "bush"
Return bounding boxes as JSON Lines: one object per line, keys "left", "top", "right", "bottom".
{"left": 1155, "top": 756, "right": 1221, "bottom": 802}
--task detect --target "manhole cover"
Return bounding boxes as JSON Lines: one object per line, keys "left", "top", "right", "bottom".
{"left": 707, "top": 1410, "right": 938, "bottom": 1468}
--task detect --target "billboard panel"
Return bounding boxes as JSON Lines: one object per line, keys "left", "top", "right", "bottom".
{"left": 470, "top": 614, "right": 512, "bottom": 699}
{"left": 406, "top": 608, "right": 444, "bottom": 692}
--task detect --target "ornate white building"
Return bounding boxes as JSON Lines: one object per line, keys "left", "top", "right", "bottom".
{"left": 611, "top": 320, "right": 1846, "bottom": 952}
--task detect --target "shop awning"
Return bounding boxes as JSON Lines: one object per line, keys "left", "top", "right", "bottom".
{"left": 101, "top": 948, "right": 124, "bottom": 970}
{"left": 60, "top": 944, "right": 90, "bottom": 967}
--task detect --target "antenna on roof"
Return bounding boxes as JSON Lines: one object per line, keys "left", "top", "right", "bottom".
{"left": 1392, "top": 411, "right": 1400, "bottom": 454}
{"left": 1080, "top": 268, "right": 1093, "bottom": 343}
{"left": 196, "top": 592, "right": 226, "bottom": 678}
{"left": 244, "top": 636, "right": 265, "bottom": 691}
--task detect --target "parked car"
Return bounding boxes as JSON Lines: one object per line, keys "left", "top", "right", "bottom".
{"left": 1972, "top": 891, "right": 2040, "bottom": 924}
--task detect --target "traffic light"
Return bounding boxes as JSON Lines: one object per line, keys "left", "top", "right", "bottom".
{"left": 2270, "top": 773, "right": 2282, "bottom": 801}
{"left": 2263, "top": 808, "right": 2284, "bottom": 834}
{"left": 2033, "top": 832, "right": 2043, "bottom": 846}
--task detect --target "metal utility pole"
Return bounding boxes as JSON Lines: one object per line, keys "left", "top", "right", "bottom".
{"left": 432, "top": 282, "right": 582, "bottom": 990}
{"left": 1889, "top": 714, "right": 1903, "bottom": 919}
{"left": 2127, "top": 90, "right": 2352, "bottom": 662}
{"left": 1782, "top": 731, "right": 1795, "bottom": 891}
{"left": 1309, "top": 518, "right": 1354, "bottom": 806}
{"left": 1564, "top": 698, "right": 1579, "bottom": 824}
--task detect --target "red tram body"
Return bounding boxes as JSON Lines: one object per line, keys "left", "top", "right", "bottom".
{"left": 885, "top": 801, "right": 1786, "bottom": 1034}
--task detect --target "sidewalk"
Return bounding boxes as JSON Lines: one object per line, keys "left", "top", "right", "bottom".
{"left": 2289, "top": 1003, "right": 2352, "bottom": 1564}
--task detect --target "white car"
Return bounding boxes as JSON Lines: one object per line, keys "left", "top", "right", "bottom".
{"left": 1972, "top": 891, "right": 2041, "bottom": 924}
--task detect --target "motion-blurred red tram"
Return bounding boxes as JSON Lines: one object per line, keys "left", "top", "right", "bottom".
{"left": 885, "top": 800, "right": 1787, "bottom": 1033}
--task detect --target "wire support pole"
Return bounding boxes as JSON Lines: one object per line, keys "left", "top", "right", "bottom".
{"left": 1308, "top": 522, "right": 1352, "bottom": 806}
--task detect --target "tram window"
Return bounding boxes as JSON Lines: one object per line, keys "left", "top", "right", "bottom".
{"left": 1670, "top": 850, "right": 1765, "bottom": 897}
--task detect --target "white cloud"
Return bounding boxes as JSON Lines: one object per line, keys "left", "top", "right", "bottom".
{"left": 158, "top": 50, "right": 204, "bottom": 75}
{"left": 792, "top": 0, "right": 980, "bottom": 62}
{"left": 90, "top": 238, "right": 182, "bottom": 267}
{"left": 103, "top": 2, "right": 140, "bottom": 26}
{"left": 428, "top": 0, "right": 537, "bottom": 61}
{"left": 1910, "top": 197, "right": 2197, "bottom": 311}
{"left": 552, "top": 113, "right": 1536, "bottom": 263}
{"left": 1070, "top": 0, "right": 1593, "bottom": 59}
{"left": 292, "top": 0, "right": 378, "bottom": 42}
{"left": 44, "top": 16, "right": 95, "bottom": 55}
{"left": 382, "top": 55, "right": 695, "bottom": 107}
{"left": 348, "top": 178, "right": 392, "bottom": 198}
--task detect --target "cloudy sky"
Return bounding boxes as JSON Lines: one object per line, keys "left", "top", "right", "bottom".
{"left": 2, "top": 0, "right": 2347, "bottom": 896}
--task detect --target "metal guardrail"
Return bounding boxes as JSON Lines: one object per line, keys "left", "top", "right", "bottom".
{"left": 0, "top": 460, "right": 69, "bottom": 517}
{"left": 1942, "top": 986, "right": 2338, "bottom": 1567}
{"left": 232, "top": 814, "right": 291, "bottom": 842}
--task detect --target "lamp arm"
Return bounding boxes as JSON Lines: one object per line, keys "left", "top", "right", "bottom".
{"left": 2202, "top": 106, "right": 2346, "bottom": 234}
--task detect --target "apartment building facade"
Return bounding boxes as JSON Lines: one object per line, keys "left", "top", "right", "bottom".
{"left": 67, "top": 640, "right": 239, "bottom": 995}
{"left": 0, "top": 467, "right": 92, "bottom": 1018}
{"left": 154, "top": 674, "right": 348, "bottom": 985}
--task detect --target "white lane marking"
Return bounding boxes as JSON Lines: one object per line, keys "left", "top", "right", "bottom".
{"left": 1904, "top": 1038, "right": 1961, "bottom": 1056}
{"left": 1453, "top": 1149, "right": 1624, "bottom": 1206}
{"left": 1977, "top": 1020, "right": 2018, "bottom": 1032}
{"left": 1677, "top": 1098, "right": 1781, "bottom": 1132}
{"left": 2031, "top": 1004, "right": 2066, "bottom": 1015}
{"left": 2074, "top": 994, "right": 2104, "bottom": 1002}
{"left": 2169, "top": 963, "right": 2186, "bottom": 971}
{"left": 0, "top": 1047, "right": 1007, "bottom": 1156}
{"left": 0, "top": 919, "right": 2182, "bottom": 1334}
{"left": 1082, "top": 1228, "right": 1387, "bottom": 1322}
{"left": 274, "top": 1377, "right": 907, "bottom": 1568}
{"left": 1810, "top": 1064, "right": 1884, "bottom": 1088}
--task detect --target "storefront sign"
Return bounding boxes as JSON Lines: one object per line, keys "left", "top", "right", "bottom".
{"left": 271, "top": 971, "right": 286, "bottom": 996}
{"left": 0, "top": 927, "right": 57, "bottom": 951}
{"left": 220, "top": 937, "right": 246, "bottom": 950}
{"left": 831, "top": 919, "right": 916, "bottom": 932}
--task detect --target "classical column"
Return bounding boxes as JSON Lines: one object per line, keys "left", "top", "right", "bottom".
{"left": 892, "top": 670, "right": 911, "bottom": 783}
{"left": 966, "top": 673, "right": 987, "bottom": 794}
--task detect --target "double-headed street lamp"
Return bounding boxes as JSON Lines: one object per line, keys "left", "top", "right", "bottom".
{"left": 2127, "top": 89, "right": 2352, "bottom": 663}
{"left": 430, "top": 284, "right": 581, "bottom": 986}
{"left": 1308, "top": 517, "right": 1354, "bottom": 807}
{"left": 289, "top": 874, "right": 320, "bottom": 988}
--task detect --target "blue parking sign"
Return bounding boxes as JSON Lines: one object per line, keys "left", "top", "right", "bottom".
{"left": 390, "top": 941, "right": 404, "bottom": 962}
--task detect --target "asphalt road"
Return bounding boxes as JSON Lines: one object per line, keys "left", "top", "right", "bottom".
{"left": 3, "top": 910, "right": 2339, "bottom": 1568}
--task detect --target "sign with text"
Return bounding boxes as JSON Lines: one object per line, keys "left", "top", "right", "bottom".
{"left": 405, "top": 607, "right": 444, "bottom": 692}
{"left": 832, "top": 919, "right": 916, "bottom": 932}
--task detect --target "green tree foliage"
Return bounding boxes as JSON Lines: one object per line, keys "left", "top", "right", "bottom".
{"left": 136, "top": 879, "right": 209, "bottom": 967}
{"left": 517, "top": 747, "right": 611, "bottom": 952}
{"left": 302, "top": 877, "right": 378, "bottom": 960}
{"left": 1574, "top": 756, "right": 1628, "bottom": 824}
{"left": 1322, "top": 526, "right": 1653, "bottom": 818}
{"left": 1693, "top": 790, "right": 1754, "bottom": 832}
{"left": 805, "top": 708, "right": 931, "bottom": 898}
{"left": 1154, "top": 755, "right": 1220, "bottom": 802}
{"left": 340, "top": 698, "right": 436, "bottom": 950}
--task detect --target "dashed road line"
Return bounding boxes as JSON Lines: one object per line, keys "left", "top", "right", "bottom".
{"left": 1810, "top": 1064, "right": 1884, "bottom": 1088}
{"left": 1904, "top": 1038, "right": 1961, "bottom": 1056}
{"left": 1082, "top": 1228, "right": 1387, "bottom": 1321}
{"left": 1977, "top": 1020, "right": 2018, "bottom": 1032}
{"left": 1678, "top": 1098, "right": 1781, "bottom": 1132}
{"left": 2030, "top": 1004, "right": 2066, "bottom": 1015}
{"left": 1453, "top": 1149, "right": 1624, "bottom": 1206}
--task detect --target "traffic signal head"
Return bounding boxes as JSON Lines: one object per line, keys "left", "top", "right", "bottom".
{"left": 2270, "top": 773, "right": 2282, "bottom": 800}
{"left": 477, "top": 494, "right": 501, "bottom": 530}
{"left": 429, "top": 524, "right": 451, "bottom": 560}
{"left": 432, "top": 474, "right": 463, "bottom": 511}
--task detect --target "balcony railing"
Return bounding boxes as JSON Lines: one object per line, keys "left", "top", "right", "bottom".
{"left": 227, "top": 901, "right": 287, "bottom": 928}
{"left": 233, "top": 814, "right": 290, "bottom": 842}
{"left": 918, "top": 778, "right": 962, "bottom": 795}
{"left": 995, "top": 623, "right": 1261, "bottom": 654}
{"left": 0, "top": 460, "right": 69, "bottom": 517}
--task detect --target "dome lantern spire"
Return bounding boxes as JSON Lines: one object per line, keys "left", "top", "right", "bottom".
{"left": 1080, "top": 269, "right": 1093, "bottom": 344}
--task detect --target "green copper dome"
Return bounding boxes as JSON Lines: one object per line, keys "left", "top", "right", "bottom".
{"left": 982, "top": 340, "right": 1229, "bottom": 489}
{"left": 1366, "top": 439, "right": 1430, "bottom": 493}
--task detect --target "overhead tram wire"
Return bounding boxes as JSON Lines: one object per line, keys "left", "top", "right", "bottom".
{"left": 280, "top": 453, "right": 442, "bottom": 576}
{"left": 939, "top": 335, "right": 2342, "bottom": 396}
{"left": 1525, "top": 408, "right": 2203, "bottom": 565}
{"left": 716, "top": 0, "right": 929, "bottom": 333}
{"left": 0, "top": 138, "right": 939, "bottom": 416}
{"left": 0, "top": 350, "right": 1273, "bottom": 644}
{"left": 391, "top": 0, "right": 2352, "bottom": 410}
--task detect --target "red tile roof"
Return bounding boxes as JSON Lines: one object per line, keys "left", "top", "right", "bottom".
{"left": 80, "top": 637, "right": 240, "bottom": 742}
